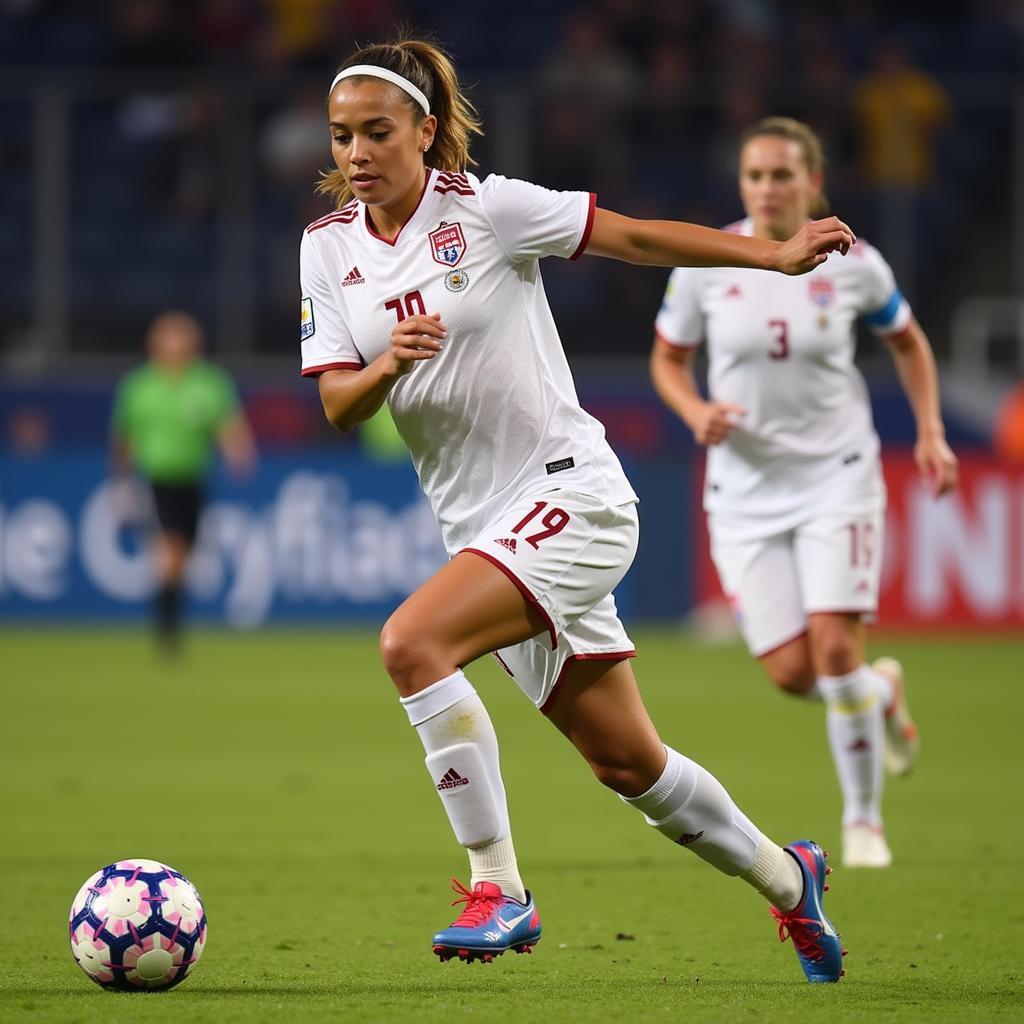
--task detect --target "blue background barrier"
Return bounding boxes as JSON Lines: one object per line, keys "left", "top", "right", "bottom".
{"left": 1, "top": 369, "right": 988, "bottom": 627}
{"left": 0, "top": 451, "right": 697, "bottom": 626}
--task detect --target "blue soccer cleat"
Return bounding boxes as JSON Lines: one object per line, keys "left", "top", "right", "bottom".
{"left": 770, "top": 840, "right": 847, "bottom": 983}
{"left": 432, "top": 879, "right": 541, "bottom": 964}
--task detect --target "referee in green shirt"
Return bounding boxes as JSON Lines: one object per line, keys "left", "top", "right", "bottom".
{"left": 111, "top": 311, "right": 256, "bottom": 650}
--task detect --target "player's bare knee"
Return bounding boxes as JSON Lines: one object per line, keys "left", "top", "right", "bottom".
{"left": 379, "top": 617, "right": 432, "bottom": 694}
{"left": 772, "top": 664, "right": 817, "bottom": 696}
{"left": 763, "top": 653, "right": 816, "bottom": 696}
{"left": 586, "top": 753, "right": 654, "bottom": 797}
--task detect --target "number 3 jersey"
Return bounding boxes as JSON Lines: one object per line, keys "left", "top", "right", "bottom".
{"left": 299, "top": 169, "right": 636, "bottom": 552}
{"left": 655, "top": 217, "right": 911, "bottom": 539}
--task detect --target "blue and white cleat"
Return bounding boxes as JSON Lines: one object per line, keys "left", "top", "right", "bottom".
{"left": 432, "top": 880, "right": 541, "bottom": 964}
{"left": 770, "top": 840, "right": 847, "bottom": 983}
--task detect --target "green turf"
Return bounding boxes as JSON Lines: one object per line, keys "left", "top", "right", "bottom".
{"left": 1, "top": 628, "right": 1022, "bottom": 1023}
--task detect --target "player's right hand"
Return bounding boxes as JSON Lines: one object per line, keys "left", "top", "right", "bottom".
{"left": 774, "top": 216, "right": 856, "bottom": 275}
{"left": 690, "top": 401, "right": 746, "bottom": 446}
{"left": 387, "top": 312, "right": 447, "bottom": 376}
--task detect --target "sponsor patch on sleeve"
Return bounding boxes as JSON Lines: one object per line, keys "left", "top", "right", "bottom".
{"left": 300, "top": 297, "right": 315, "bottom": 340}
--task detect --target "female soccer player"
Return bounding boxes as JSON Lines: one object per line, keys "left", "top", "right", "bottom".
{"left": 302, "top": 41, "right": 854, "bottom": 982}
{"left": 651, "top": 117, "right": 958, "bottom": 869}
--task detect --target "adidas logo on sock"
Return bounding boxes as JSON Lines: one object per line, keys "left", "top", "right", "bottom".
{"left": 494, "top": 537, "right": 517, "bottom": 553}
{"left": 341, "top": 266, "right": 365, "bottom": 286}
{"left": 437, "top": 768, "right": 470, "bottom": 791}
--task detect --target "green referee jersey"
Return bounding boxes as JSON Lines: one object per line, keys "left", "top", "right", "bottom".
{"left": 111, "top": 360, "right": 240, "bottom": 483}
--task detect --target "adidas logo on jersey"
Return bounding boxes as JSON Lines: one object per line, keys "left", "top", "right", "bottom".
{"left": 437, "top": 768, "right": 470, "bottom": 791}
{"left": 494, "top": 537, "right": 517, "bottom": 554}
{"left": 341, "top": 266, "right": 365, "bottom": 287}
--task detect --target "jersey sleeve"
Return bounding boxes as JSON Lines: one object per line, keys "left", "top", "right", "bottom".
{"left": 476, "top": 174, "right": 596, "bottom": 263}
{"left": 857, "top": 243, "right": 912, "bottom": 336}
{"left": 299, "top": 230, "right": 364, "bottom": 378}
{"left": 654, "top": 267, "right": 704, "bottom": 348}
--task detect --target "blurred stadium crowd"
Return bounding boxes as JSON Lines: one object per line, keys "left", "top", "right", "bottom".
{"left": 2, "top": 2, "right": 1023, "bottom": 630}
{"left": 1, "top": 0, "right": 1021, "bottom": 370}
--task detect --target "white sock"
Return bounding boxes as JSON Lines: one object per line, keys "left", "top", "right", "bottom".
{"left": 622, "top": 746, "right": 795, "bottom": 897}
{"left": 400, "top": 671, "right": 526, "bottom": 902}
{"left": 467, "top": 837, "right": 525, "bottom": 903}
{"left": 819, "top": 666, "right": 885, "bottom": 827}
{"left": 743, "top": 839, "right": 804, "bottom": 913}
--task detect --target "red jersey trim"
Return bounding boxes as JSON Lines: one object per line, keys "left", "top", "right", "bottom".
{"left": 364, "top": 168, "right": 431, "bottom": 247}
{"left": 306, "top": 213, "right": 358, "bottom": 234}
{"left": 300, "top": 361, "right": 363, "bottom": 378}
{"left": 460, "top": 547, "right": 558, "bottom": 650}
{"left": 654, "top": 326, "right": 702, "bottom": 350}
{"left": 540, "top": 650, "right": 637, "bottom": 715}
{"left": 434, "top": 172, "right": 474, "bottom": 194}
{"left": 492, "top": 651, "right": 515, "bottom": 677}
{"left": 306, "top": 202, "right": 359, "bottom": 234}
{"left": 570, "top": 192, "right": 597, "bottom": 260}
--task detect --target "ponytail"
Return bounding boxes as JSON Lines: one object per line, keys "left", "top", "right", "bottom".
{"left": 317, "top": 36, "right": 484, "bottom": 209}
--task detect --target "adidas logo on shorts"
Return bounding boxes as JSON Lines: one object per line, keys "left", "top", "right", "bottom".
{"left": 494, "top": 537, "right": 517, "bottom": 554}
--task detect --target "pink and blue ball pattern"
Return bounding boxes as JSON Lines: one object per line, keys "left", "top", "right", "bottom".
{"left": 68, "top": 858, "right": 207, "bottom": 991}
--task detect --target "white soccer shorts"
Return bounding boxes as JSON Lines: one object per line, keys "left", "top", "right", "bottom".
{"left": 709, "top": 508, "right": 885, "bottom": 657}
{"left": 461, "top": 489, "right": 639, "bottom": 712}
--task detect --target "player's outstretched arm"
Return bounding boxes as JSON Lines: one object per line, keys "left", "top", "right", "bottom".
{"left": 585, "top": 209, "right": 854, "bottom": 275}
{"left": 318, "top": 312, "right": 447, "bottom": 431}
{"left": 884, "top": 318, "right": 958, "bottom": 496}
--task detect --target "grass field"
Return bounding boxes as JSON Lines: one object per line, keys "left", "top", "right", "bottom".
{"left": 1, "top": 627, "right": 1022, "bottom": 1023}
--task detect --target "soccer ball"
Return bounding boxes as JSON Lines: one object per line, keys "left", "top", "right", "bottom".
{"left": 68, "top": 858, "right": 207, "bottom": 991}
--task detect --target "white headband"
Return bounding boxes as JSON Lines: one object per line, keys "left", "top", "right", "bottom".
{"left": 328, "top": 65, "right": 430, "bottom": 116}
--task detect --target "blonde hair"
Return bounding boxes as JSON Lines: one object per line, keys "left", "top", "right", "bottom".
{"left": 740, "top": 116, "right": 830, "bottom": 216}
{"left": 317, "top": 37, "right": 484, "bottom": 209}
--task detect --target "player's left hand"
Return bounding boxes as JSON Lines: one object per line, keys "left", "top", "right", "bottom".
{"left": 773, "top": 217, "right": 856, "bottom": 275}
{"left": 915, "top": 432, "right": 958, "bottom": 496}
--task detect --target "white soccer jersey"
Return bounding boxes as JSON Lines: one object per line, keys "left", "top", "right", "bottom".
{"left": 655, "top": 218, "right": 911, "bottom": 538}
{"left": 300, "top": 169, "right": 637, "bottom": 552}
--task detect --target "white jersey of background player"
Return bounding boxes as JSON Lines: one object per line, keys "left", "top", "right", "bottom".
{"left": 303, "top": 40, "right": 859, "bottom": 981}
{"left": 651, "top": 117, "right": 958, "bottom": 870}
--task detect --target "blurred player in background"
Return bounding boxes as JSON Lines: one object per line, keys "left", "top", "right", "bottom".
{"left": 303, "top": 39, "right": 855, "bottom": 981}
{"left": 111, "top": 311, "right": 256, "bottom": 653}
{"left": 651, "top": 117, "right": 958, "bottom": 868}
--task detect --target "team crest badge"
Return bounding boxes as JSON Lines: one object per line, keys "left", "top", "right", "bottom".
{"left": 429, "top": 223, "right": 466, "bottom": 267}
{"left": 809, "top": 277, "right": 835, "bottom": 307}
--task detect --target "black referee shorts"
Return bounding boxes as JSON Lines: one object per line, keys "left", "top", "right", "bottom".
{"left": 150, "top": 482, "right": 203, "bottom": 544}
